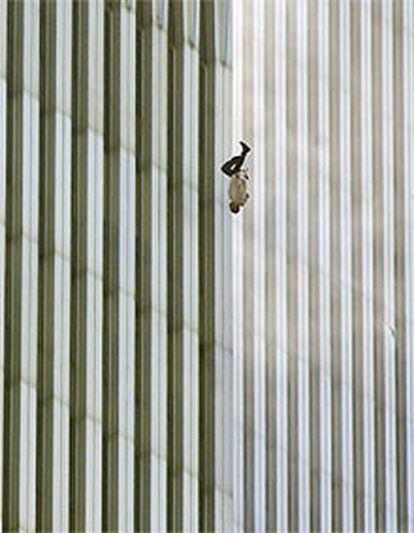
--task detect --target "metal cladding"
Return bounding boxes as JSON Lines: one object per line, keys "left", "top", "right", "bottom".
{"left": 234, "top": 0, "right": 414, "bottom": 530}
{"left": 0, "top": 0, "right": 414, "bottom": 531}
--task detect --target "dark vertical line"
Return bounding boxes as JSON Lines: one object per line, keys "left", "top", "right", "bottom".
{"left": 0, "top": 0, "right": 6, "bottom": 526}
{"left": 166, "top": 3, "right": 185, "bottom": 530}
{"left": 264, "top": 0, "right": 276, "bottom": 529}
{"left": 286, "top": 1, "right": 298, "bottom": 530}
{"left": 70, "top": 0, "right": 89, "bottom": 529}
{"left": 134, "top": 2, "right": 153, "bottom": 531}
{"left": 102, "top": 1, "right": 121, "bottom": 529}
{"left": 199, "top": 1, "right": 215, "bottom": 529}
{"left": 350, "top": 3, "right": 365, "bottom": 530}
{"left": 3, "top": 0, "right": 24, "bottom": 528}
{"left": 308, "top": 0, "right": 321, "bottom": 529}
{"left": 242, "top": 0, "right": 255, "bottom": 527}
{"left": 329, "top": 2, "right": 343, "bottom": 530}
{"left": 393, "top": 1, "right": 408, "bottom": 528}
{"left": 36, "top": 0, "right": 57, "bottom": 530}
{"left": 134, "top": 3, "right": 153, "bottom": 531}
{"left": 371, "top": 2, "right": 386, "bottom": 529}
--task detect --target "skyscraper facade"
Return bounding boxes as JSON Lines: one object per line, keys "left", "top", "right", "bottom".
{"left": 1, "top": 0, "right": 233, "bottom": 530}
{"left": 1, "top": 0, "right": 414, "bottom": 532}
{"left": 233, "top": 0, "right": 414, "bottom": 530}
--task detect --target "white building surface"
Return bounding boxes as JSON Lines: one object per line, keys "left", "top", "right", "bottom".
{"left": 0, "top": 0, "right": 414, "bottom": 531}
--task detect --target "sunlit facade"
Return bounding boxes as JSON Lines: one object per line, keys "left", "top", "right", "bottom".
{"left": 233, "top": 0, "right": 414, "bottom": 530}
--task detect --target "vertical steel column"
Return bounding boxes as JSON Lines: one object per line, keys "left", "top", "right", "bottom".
{"left": 0, "top": 1, "right": 8, "bottom": 527}
{"left": 274, "top": 1, "right": 288, "bottom": 529}
{"left": 308, "top": 0, "right": 322, "bottom": 529}
{"left": 166, "top": 5, "right": 185, "bottom": 529}
{"left": 70, "top": 1, "right": 104, "bottom": 529}
{"left": 339, "top": 1, "right": 354, "bottom": 528}
{"left": 286, "top": 1, "right": 299, "bottom": 529}
{"left": 329, "top": 1, "right": 344, "bottom": 529}
{"left": 135, "top": 1, "right": 169, "bottom": 530}
{"left": 199, "top": 0, "right": 216, "bottom": 529}
{"left": 393, "top": 1, "right": 408, "bottom": 528}
{"left": 118, "top": 3, "right": 136, "bottom": 530}
{"left": 402, "top": 1, "right": 414, "bottom": 529}
{"left": 264, "top": 0, "right": 277, "bottom": 528}
{"left": 167, "top": 2, "right": 200, "bottom": 530}
{"left": 37, "top": 6, "right": 72, "bottom": 530}
{"left": 372, "top": 2, "right": 389, "bottom": 529}
{"left": 350, "top": 2, "right": 365, "bottom": 528}
{"left": 102, "top": 1, "right": 121, "bottom": 529}
{"left": 4, "top": 1, "right": 40, "bottom": 529}
{"left": 241, "top": 0, "right": 255, "bottom": 529}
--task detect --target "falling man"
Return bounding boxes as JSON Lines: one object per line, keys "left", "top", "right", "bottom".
{"left": 221, "top": 141, "right": 251, "bottom": 214}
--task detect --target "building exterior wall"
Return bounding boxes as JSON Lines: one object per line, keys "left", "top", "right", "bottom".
{"left": 234, "top": 0, "right": 414, "bottom": 530}
{"left": 1, "top": 0, "right": 414, "bottom": 532}
{"left": 0, "top": 0, "right": 233, "bottom": 530}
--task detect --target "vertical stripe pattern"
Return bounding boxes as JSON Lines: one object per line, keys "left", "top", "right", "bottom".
{"left": 0, "top": 1, "right": 413, "bottom": 531}
{"left": 233, "top": 0, "right": 414, "bottom": 530}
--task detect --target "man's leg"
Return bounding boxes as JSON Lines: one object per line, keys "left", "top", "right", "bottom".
{"left": 240, "top": 140, "right": 251, "bottom": 154}
{"left": 233, "top": 141, "right": 251, "bottom": 171}
{"left": 221, "top": 155, "right": 244, "bottom": 176}
{"left": 221, "top": 141, "right": 251, "bottom": 176}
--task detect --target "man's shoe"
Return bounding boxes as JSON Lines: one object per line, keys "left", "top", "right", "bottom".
{"left": 240, "top": 141, "right": 251, "bottom": 154}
